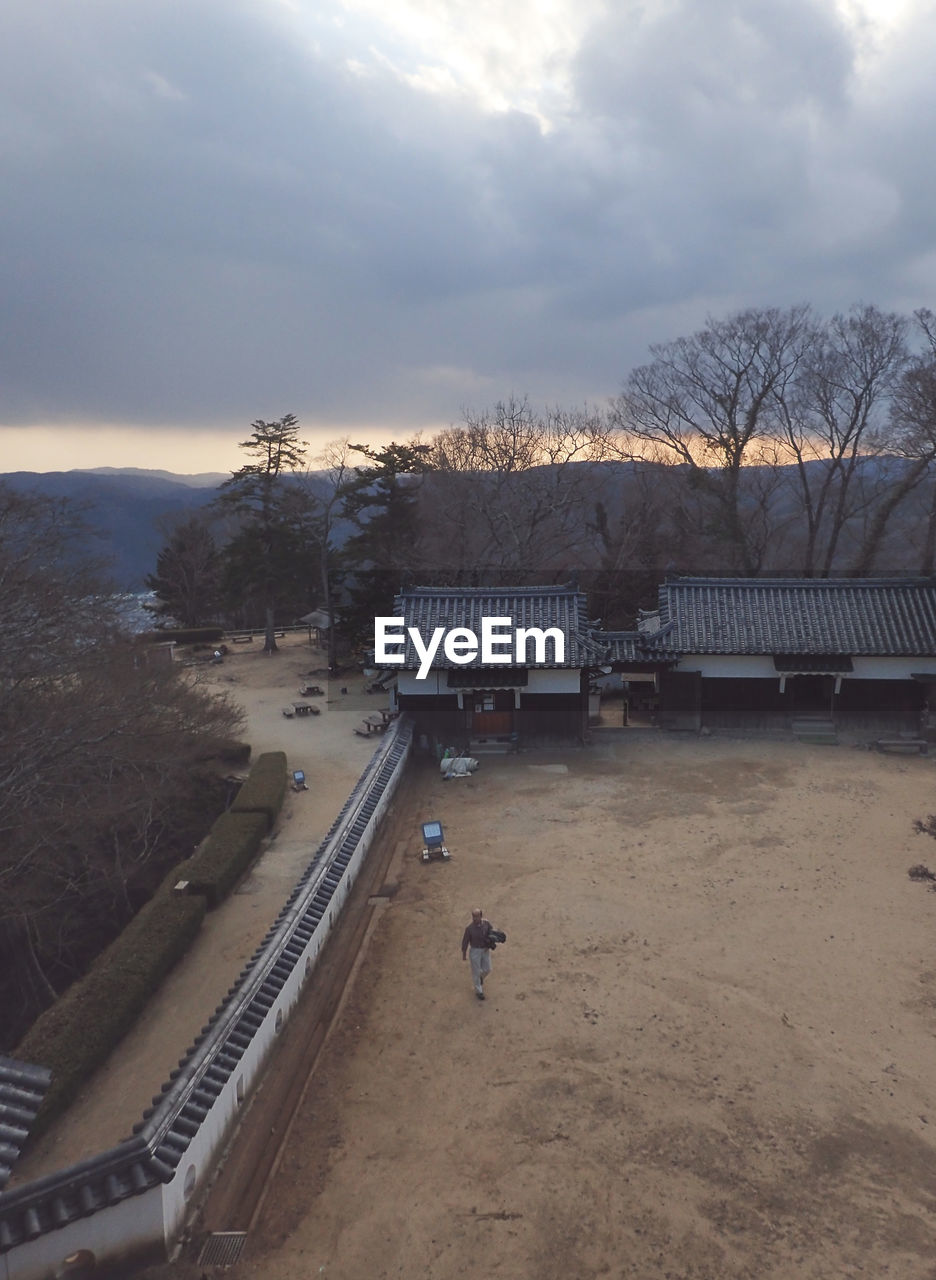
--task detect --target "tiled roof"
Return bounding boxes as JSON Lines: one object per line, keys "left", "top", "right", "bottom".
{"left": 0, "top": 1138, "right": 170, "bottom": 1247}
{"left": 658, "top": 578, "right": 936, "bottom": 656}
{"left": 389, "top": 585, "right": 605, "bottom": 669}
{"left": 596, "top": 631, "right": 678, "bottom": 665}
{"left": 0, "top": 1057, "right": 52, "bottom": 1189}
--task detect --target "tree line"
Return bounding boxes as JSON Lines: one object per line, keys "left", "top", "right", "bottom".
{"left": 0, "top": 488, "right": 244, "bottom": 1048}
{"left": 148, "top": 303, "right": 936, "bottom": 644}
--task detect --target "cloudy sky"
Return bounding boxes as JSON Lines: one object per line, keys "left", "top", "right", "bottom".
{"left": 1, "top": 0, "right": 935, "bottom": 474}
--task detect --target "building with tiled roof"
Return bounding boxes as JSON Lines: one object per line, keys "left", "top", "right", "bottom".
{"left": 648, "top": 578, "right": 936, "bottom": 733}
{"left": 383, "top": 584, "right": 604, "bottom": 743}
{"left": 378, "top": 578, "right": 936, "bottom": 740}
{"left": 382, "top": 584, "right": 682, "bottom": 743}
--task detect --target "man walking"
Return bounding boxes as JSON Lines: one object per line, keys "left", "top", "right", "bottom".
{"left": 461, "top": 907, "right": 493, "bottom": 1000}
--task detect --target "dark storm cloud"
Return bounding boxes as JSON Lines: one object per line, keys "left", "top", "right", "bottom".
{"left": 0, "top": 1, "right": 502, "bottom": 425}
{"left": 1, "top": 0, "right": 935, "bottom": 443}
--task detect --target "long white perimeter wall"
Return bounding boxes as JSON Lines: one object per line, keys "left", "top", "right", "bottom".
{"left": 0, "top": 717, "right": 413, "bottom": 1280}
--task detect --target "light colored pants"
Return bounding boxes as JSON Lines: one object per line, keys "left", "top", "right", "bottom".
{"left": 469, "top": 946, "right": 492, "bottom": 994}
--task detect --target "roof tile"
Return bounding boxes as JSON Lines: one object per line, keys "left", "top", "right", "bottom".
{"left": 658, "top": 578, "right": 936, "bottom": 655}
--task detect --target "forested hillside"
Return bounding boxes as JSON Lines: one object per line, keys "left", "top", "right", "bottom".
{"left": 1, "top": 470, "right": 222, "bottom": 589}
{"left": 0, "top": 485, "right": 245, "bottom": 1047}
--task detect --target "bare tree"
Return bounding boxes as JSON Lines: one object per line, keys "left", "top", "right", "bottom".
{"left": 852, "top": 310, "right": 936, "bottom": 573}
{"left": 611, "top": 306, "right": 814, "bottom": 573}
{"left": 0, "top": 487, "right": 121, "bottom": 690}
{"left": 584, "top": 461, "right": 676, "bottom": 625}
{"left": 770, "top": 304, "right": 909, "bottom": 575}
{"left": 0, "top": 484, "right": 243, "bottom": 1044}
{"left": 427, "top": 397, "right": 616, "bottom": 577}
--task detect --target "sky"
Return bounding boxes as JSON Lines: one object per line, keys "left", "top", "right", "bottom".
{"left": 1, "top": 0, "right": 935, "bottom": 475}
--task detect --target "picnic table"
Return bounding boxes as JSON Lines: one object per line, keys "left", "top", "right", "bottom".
{"left": 354, "top": 713, "right": 388, "bottom": 736}
{"left": 299, "top": 684, "right": 324, "bottom": 697}
{"left": 283, "top": 701, "right": 321, "bottom": 718}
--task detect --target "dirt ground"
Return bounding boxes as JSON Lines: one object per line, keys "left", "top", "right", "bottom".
{"left": 27, "top": 636, "right": 936, "bottom": 1277}
{"left": 220, "top": 733, "right": 936, "bottom": 1280}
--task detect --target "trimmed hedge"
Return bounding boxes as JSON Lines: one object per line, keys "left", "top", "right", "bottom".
{"left": 182, "top": 810, "right": 269, "bottom": 908}
{"left": 229, "top": 750, "right": 288, "bottom": 830}
{"left": 16, "top": 878, "right": 207, "bottom": 1137}
{"left": 14, "top": 754, "right": 287, "bottom": 1135}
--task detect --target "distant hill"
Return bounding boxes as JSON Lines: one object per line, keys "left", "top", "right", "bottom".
{"left": 1, "top": 469, "right": 223, "bottom": 588}
{"left": 3, "top": 457, "right": 930, "bottom": 592}
{"left": 0, "top": 467, "right": 342, "bottom": 590}
{"left": 84, "top": 466, "right": 228, "bottom": 488}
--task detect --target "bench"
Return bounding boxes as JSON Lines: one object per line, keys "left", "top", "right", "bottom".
{"left": 354, "top": 718, "right": 385, "bottom": 736}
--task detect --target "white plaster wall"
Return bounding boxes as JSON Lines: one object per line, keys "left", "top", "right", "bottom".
{"left": 160, "top": 731, "right": 409, "bottom": 1244}
{"left": 850, "top": 656, "right": 936, "bottom": 680}
{"left": 2, "top": 728, "right": 412, "bottom": 1280}
{"left": 675, "top": 655, "right": 936, "bottom": 681}
{"left": 398, "top": 670, "right": 446, "bottom": 695}
{"left": 526, "top": 669, "right": 580, "bottom": 693}
{"left": 675, "top": 655, "right": 783, "bottom": 678}
{"left": 1, "top": 1188, "right": 164, "bottom": 1280}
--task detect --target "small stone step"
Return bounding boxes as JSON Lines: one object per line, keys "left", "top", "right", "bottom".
{"left": 791, "top": 718, "right": 835, "bottom": 735}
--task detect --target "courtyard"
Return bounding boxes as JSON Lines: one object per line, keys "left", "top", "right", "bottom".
{"left": 154, "top": 713, "right": 936, "bottom": 1279}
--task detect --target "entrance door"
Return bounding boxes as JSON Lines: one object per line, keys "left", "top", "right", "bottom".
{"left": 467, "top": 689, "right": 514, "bottom": 736}
{"left": 790, "top": 674, "right": 833, "bottom": 718}
{"left": 471, "top": 710, "right": 513, "bottom": 735}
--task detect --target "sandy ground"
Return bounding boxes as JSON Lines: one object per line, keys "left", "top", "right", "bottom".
{"left": 218, "top": 735, "right": 936, "bottom": 1280}
{"left": 22, "top": 636, "right": 936, "bottom": 1278}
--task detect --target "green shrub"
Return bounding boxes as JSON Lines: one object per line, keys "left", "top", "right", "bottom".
{"left": 17, "top": 887, "right": 206, "bottom": 1137}
{"left": 229, "top": 750, "right": 288, "bottom": 830}
{"left": 182, "top": 810, "right": 269, "bottom": 908}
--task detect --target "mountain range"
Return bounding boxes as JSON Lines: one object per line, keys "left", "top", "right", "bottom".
{"left": 3, "top": 458, "right": 931, "bottom": 592}
{"left": 2, "top": 468, "right": 225, "bottom": 588}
